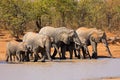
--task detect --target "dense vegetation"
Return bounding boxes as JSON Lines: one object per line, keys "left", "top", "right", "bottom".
{"left": 0, "top": 0, "right": 120, "bottom": 38}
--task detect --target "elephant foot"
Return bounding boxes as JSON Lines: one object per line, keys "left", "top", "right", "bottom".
{"left": 25, "top": 57, "right": 30, "bottom": 62}
{"left": 25, "top": 59, "right": 30, "bottom": 62}
{"left": 41, "top": 60, "right": 45, "bottom": 62}
{"left": 34, "top": 59, "right": 38, "bottom": 62}
{"left": 40, "top": 57, "right": 46, "bottom": 62}
{"left": 92, "top": 53, "right": 97, "bottom": 59}
{"left": 70, "top": 57, "right": 72, "bottom": 59}
{"left": 78, "top": 56, "right": 81, "bottom": 59}
{"left": 75, "top": 55, "right": 78, "bottom": 57}
{"left": 77, "top": 54, "right": 81, "bottom": 59}
{"left": 51, "top": 56, "right": 56, "bottom": 59}
{"left": 6, "top": 60, "right": 8, "bottom": 62}
{"left": 49, "top": 58, "right": 52, "bottom": 61}
{"left": 61, "top": 57, "right": 66, "bottom": 59}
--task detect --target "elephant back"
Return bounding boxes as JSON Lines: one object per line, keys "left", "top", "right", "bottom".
{"left": 17, "top": 42, "right": 27, "bottom": 52}
{"left": 23, "top": 32, "right": 38, "bottom": 42}
{"left": 39, "top": 26, "right": 56, "bottom": 36}
{"left": 6, "top": 41, "right": 19, "bottom": 54}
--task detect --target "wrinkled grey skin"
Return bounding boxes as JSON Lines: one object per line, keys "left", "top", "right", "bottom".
{"left": 61, "top": 41, "right": 91, "bottom": 59}
{"left": 23, "top": 32, "right": 52, "bottom": 62}
{"left": 61, "top": 42, "right": 80, "bottom": 59}
{"left": 39, "top": 26, "right": 82, "bottom": 59}
{"left": 76, "top": 27, "right": 112, "bottom": 59}
{"left": 6, "top": 41, "right": 30, "bottom": 62}
{"left": 16, "top": 42, "right": 32, "bottom": 62}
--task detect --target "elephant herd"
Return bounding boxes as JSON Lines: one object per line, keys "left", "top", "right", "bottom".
{"left": 6, "top": 26, "right": 113, "bottom": 62}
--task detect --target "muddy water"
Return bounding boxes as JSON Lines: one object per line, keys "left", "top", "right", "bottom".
{"left": 0, "top": 58, "right": 120, "bottom": 80}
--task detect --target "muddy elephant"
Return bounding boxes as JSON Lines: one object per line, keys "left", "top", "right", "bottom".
{"left": 6, "top": 41, "right": 30, "bottom": 62}
{"left": 39, "top": 26, "right": 82, "bottom": 59}
{"left": 76, "top": 27, "right": 112, "bottom": 59}
{"left": 23, "top": 32, "right": 52, "bottom": 62}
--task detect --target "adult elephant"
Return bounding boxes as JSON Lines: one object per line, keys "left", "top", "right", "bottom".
{"left": 39, "top": 26, "right": 82, "bottom": 59}
{"left": 23, "top": 32, "right": 52, "bottom": 62}
{"left": 76, "top": 27, "right": 112, "bottom": 59}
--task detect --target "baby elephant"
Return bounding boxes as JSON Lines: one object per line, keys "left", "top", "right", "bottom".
{"left": 6, "top": 41, "right": 31, "bottom": 62}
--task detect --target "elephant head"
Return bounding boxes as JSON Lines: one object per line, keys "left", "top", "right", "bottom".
{"left": 68, "top": 30, "right": 82, "bottom": 49}
{"left": 25, "top": 44, "right": 32, "bottom": 53}
{"left": 90, "top": 30, "right": 112, "bottom": 57}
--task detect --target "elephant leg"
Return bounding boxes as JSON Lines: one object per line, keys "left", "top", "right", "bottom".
{"left": 91, "top": 42, "right": 97, "bottom": 59}
{"left": 74, "top": 50, "right": 78, "bottom": 57}
{"left": 33, "top": 52, "right": 39, "bottom": 62}
{"left": 25, "top": 52, "right": 30, "bottom": 62}
{"left": 81, "top": 46, "right": 86, "bottom": 59}
{"left": 30, "top": 52, "right": 33, "bottom": 60}
{"left": 51, "top": 48, "right": 57, "bottom": 59}
{"left": 6, "top": 54, "right": 9, "bottom": 62}
{"left": 46, "top": 47, "right": 52, "bottom": 61}
{"left": 52, "top": 44, "right": 61, "bottom": 59}
{"left": 106, "top": 45, "right": 112, "bottom": 57}
{"left": 21, "top": 53, "right": 25, "bottom": 62}
{"left": 83, "top": 45, "right": 91, "bottom": 59}
{"left": 102, "top": 39, "right": 112, "bottom": 57}
{"left": 16, "top": 52, "right": 21, "bottom": 62}
{"left": 69, "top": 49, "right": 73, "bottom": 59}
{"left": 40, "top": 52, "right": 46, "bottom": 62}
{"left": 86, "top": 48, "right": 91, "bottom": 59}
{"left": 10, "top": 54, "right": 12, "bottom": 62}
{"left": 61, "top": 46, "right": 66, "bottom": 59}
{"left": 77, "top": 49, "right": 81, "bottom": 59}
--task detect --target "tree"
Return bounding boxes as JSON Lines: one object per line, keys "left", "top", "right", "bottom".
{"left": 0, "top": 0, "right": 31, "bottom": 39}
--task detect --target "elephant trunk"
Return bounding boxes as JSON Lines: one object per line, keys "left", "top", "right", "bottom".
{"left": 102, "top": 38, "right": 112, "bottom": 57}
{"left": 73, "top": 37, "right": 82, "bottom": 48}
{"left": 75, "top": 43, "right": 81, "bottom": 50}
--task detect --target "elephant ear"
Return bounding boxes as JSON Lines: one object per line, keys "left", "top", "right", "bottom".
{"left": 68, "top": 30, "right": 76, "bottom": 41}
{"left": 91, "top": 32, "right": 99, "bottom": 42}
{"left": 98, "top": 30, "right": 104, "bottom": 37}
{"left": 60, "top": 32, "right": 69, "bottom": 44}
{"left": 68, "top": 30, "right": 75, "bottom": 37}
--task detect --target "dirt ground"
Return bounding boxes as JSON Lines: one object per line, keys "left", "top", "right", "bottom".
{"left": 0, "top": 29, "right": 120, "bottom": 80}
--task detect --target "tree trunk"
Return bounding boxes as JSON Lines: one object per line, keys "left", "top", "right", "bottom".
{"left": 35, "top": 17, "right": 42, "bottom": 31}
{"left": 61, "top": 12, "right": 66, "bottom": 27}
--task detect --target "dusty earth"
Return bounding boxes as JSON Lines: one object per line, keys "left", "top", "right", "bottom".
{"left": 0, "top": 29, "right": 120, "bottom": 80}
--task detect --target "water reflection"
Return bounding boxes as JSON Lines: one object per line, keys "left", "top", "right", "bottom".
{"left": 0, "top": 58, "right": 120, "bottom": 80}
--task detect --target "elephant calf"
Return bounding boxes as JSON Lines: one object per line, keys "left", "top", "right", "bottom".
{"left": 61, "top": 42, "right": 91, "bottom": 59}
{"left": 6, "top": 41, "right": 31, "bottom": 62}
{"left": 23, "top": 32, "right": 52, "bottom": 62}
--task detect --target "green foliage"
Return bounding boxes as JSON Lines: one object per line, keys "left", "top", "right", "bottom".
{"left": 0, "top": 0, "right": 120, "bottom": 38}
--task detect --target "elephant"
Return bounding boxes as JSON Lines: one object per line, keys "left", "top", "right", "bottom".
{"left": 16, "top": 42, "right": 32, "bottom": 62}
{"left": 61, "top": 42, "right": 80, "bottom": 59}
{"left": 60, "top": 41, "right": 91, "bottom": 59}
{"left": 39, "top": 26, "right": 82, "bottom": 59}
{"left": 22, "top": 32, "right": 52, "bottom": 62}
{"left": 76, "top": 27, "right": 112, "bottom": 59}
{"left": 6, "top": 41, "right": 31, "bottom": 62}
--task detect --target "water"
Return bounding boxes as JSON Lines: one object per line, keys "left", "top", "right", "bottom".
{"left": 0, "top": 58, "right": 120, "bottom": 80}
